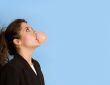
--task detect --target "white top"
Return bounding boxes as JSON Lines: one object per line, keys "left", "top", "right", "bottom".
{"left": 30, "top": 64, "right": 37, "bottom": 75}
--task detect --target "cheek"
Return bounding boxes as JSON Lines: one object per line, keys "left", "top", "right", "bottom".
{"left": 22, "top": 35, "right": 32, "bottom": 43}
{"left": 21, "top": 35, "right": 39, "bottom": 47}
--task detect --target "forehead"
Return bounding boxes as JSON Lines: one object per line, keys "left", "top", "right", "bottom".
{"left": 20, "top": 22, "right": 30, "bottom": 29}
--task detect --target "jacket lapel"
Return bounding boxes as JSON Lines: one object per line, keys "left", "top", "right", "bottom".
{"left": 14, "top": 53, "right": 44, "bottom": 85}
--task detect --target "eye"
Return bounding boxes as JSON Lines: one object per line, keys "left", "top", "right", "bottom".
{"left": 26, "top": 27, "right": 30, "bottom": 32}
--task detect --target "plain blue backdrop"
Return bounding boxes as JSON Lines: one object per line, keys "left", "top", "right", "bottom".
{"left": 0, "top": 0, "right": 109, "bottom": 85}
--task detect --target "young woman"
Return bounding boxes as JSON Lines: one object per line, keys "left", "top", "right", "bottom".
{"left": 0, "top": 19, "right": 47, "bottom": 85}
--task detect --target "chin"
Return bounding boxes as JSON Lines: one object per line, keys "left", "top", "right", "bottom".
{"left": 34, "top": 44, "right": 40, "bottom": 48}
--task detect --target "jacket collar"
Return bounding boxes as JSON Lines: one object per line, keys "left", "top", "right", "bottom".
{"left": 13, "top": 53, "right": 45, "bottom": 85}
{"left": 13, "top": 53, "right": 37, "bottom": 69}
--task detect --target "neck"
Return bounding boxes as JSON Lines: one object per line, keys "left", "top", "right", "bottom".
{"left": 18, "top": 48, "right": 34, "bottom": 66}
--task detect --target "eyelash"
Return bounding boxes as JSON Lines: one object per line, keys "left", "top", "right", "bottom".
{"left": 26, "top": 27, "right": 35, "bottom": 32}
{"left": 26, "top": 28, "right": 30, "bottom": 32}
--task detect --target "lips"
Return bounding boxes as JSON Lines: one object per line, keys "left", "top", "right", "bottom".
{"left": 35, "top": 33, "right": 40, "bottom": 44}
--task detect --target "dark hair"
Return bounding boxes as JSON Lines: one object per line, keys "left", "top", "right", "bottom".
{"left": 0, "top": 19, "right": 27, "bottom": 65}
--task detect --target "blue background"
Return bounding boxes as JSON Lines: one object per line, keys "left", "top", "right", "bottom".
{"left": 0, "top": 0, "right": 109, "bottom": 85}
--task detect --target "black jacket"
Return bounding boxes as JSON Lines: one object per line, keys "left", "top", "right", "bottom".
{"left": 0, "top": 53, "right": 45, "bottom": 85}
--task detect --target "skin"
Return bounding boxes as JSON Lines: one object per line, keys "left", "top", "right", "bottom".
{"left": 13, "top": 22, "right": 47, "bottom": 66}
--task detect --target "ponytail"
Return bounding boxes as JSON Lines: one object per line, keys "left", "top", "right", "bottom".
{"left": 0, "top": 19, "right": 27, "bottom": 66}
{"left": 0, "top": 28, "right": 8, "bottom": 65}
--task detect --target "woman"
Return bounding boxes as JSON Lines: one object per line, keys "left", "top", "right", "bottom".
{"left": 0, "top": 19, "right": 47, "bottom": 85}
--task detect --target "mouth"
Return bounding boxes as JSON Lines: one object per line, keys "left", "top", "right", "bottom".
{"left": 35, "top": 36, "right": 38, "bottom": 40}
{"left": 35, "top": 34, "right": 40, "bottom": 44}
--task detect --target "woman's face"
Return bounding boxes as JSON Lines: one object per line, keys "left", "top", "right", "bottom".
{"left": 18, "top": 22, "right": 47, "bottom": 49}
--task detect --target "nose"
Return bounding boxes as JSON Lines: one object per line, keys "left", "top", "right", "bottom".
{"left": 33, "top": 30, "right": 38, "bottom": 37}
{"left": 34, "top": 30, "right": 37, "bottom": 34}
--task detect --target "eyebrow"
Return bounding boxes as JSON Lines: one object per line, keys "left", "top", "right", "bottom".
{"left": 23, "top": 26, "right": 30, "bottom": 30}
{"left": 25, "top": 26, "right": 29, "bottom": 29}
{"left": 21, "top": 26, "right": 29, "bottom": 33}
{"left": 24, "top": 26, "right": 34, "bottom": 31}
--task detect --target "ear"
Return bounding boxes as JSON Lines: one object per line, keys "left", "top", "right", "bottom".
{"left": 13, "top": 39, "right": 21, "bottom": 46}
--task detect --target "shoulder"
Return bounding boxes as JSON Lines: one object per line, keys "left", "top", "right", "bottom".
{"left": 0, "top": 62, "right": 20, "bottom": 81}
{"left": 0, "top": 61, "right": 19, "bottom": 74}
{"left": 0, "top": 57, "right": 22, "bottom": 74}
{"left": 0, "top": 60, "right": 20, "bottom": 85}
